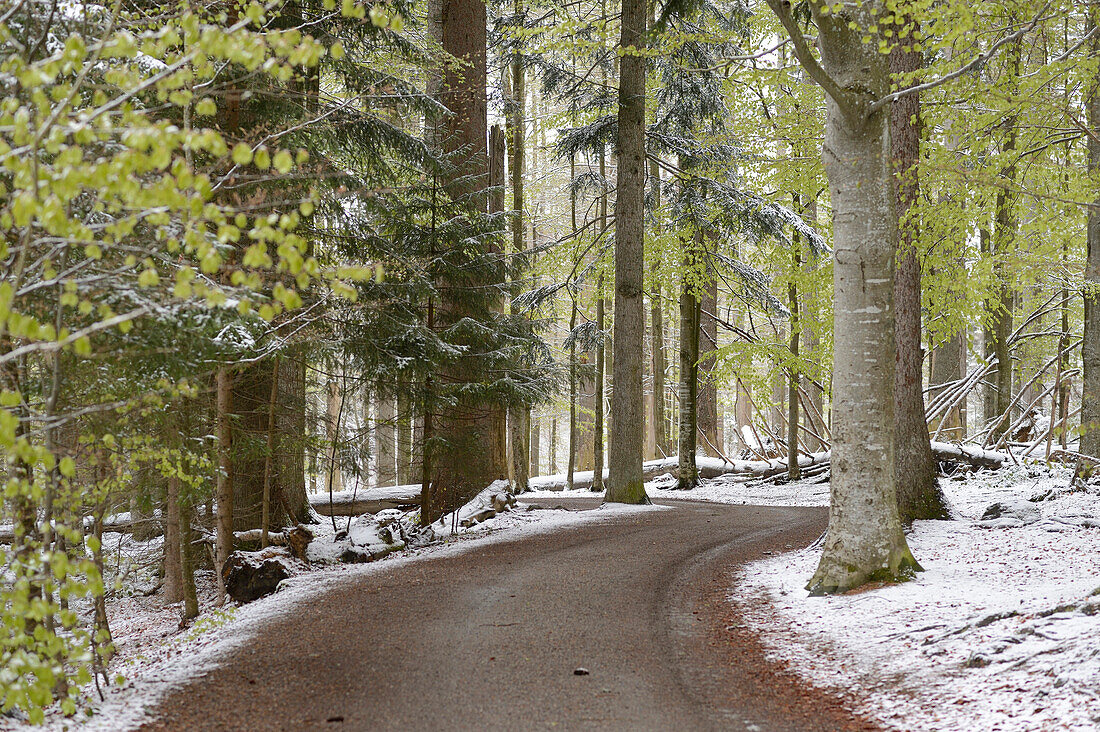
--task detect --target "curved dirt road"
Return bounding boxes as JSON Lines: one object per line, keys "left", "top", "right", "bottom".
{"left": 138, "top": 500, "right": 880, "bottom": 731}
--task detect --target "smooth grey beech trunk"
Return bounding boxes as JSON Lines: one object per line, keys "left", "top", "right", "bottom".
{"left": 767, "top": 0, "right": 919, "bottom": 594}
{"left": 1082, "top": 2, "right": 1100, "bottom": 457}
{"left": 605, "top": 0, "right": 648, "bottom": 504}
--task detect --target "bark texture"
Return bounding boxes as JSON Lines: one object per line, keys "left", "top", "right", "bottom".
{"left": 767, "top": 0, "right": 919, "bottom": 594}
{"left": 678, "top": 231, "right": 701, "bottom": 490}
{"left": 593, "top": 293, "right": 606, "bottom": 492}
{"left": 605, "top": 0, "right": 648, "bottom": 504}
{"left": 698, "top": 275, "right": 720, "bottom": 457}
{"left": 988, "top": 32, "right": 1022, "bottom": 439}
{"left": 1082, "top": 3, "right": 1100, "bottom": 457}
{"left": 421, "top": 0, "right": 508, "bottom": 523}
{"left": 890, "top": 32, "right": 946, "bottom": 522}
{"left": 215, "top": 367, "right": 233, "bottom": 599}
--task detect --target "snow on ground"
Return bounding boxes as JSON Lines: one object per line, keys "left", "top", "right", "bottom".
{"left": 524, "top": 458, "right": 832, "bottom": 507}
{"left": 3, "top": 496, "right": 665, "bottom": 731}
{"left": 738, "top": 463, "right": 1100, "bottom": 732}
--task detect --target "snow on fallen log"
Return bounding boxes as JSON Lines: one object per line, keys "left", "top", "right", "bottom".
{"left": 308, "top": 483, "right": 421, "bottom": 517}
{"left": 929, "top": 442, "right": 1009, "bottom": 470}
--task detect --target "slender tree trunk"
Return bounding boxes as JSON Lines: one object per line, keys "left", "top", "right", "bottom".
{"left": 326, "top": 376, "right": 344, "bottom": 493}
{"left": 650, "top": 160, "right": 667, "bottom": 459}
{"left": 530, "top": 415, "right": 540, "bottom": 477}
{"left": 567, "top": 303, "right": 578, "bottom": 490}
{"left": 549, "top": 416, "right": 557, "bottom": 475}
{"left": 179, "top": 498, "right": 199, "bottom": 621}
{"left": 215, "top": 367, "right": 233, "bottom": 601}
{"left": 891, "top": 29, "right": 946, "bottom": 521}
{"left": 606, "top": 0, "right": 648, "bottom": 503}
{"left": 678, "top": 228, "right": 701, "bottom": 490}
{"left": 594, "top": 288, "right": 606, "bottom": 492}
{"left": 397, "top": 387, "right": 412, "bottom": 485}
{"left": 989, "top": 31, "right": 1022, "bottom": 440}
{"left": 787, "top": 240, "right": 801, "bottom": 480}
{"left": 698, "top": 273, "right": 720, "bottom": 457}
{"left": 767, "top": 0, "right": 919, "bottom": 594}
{"left": 1082, "top": 2, "right": 1100, "bottom": 457}
{"left": 164, "top": 467, "right": 183, "bottom": 604}
{"left": 508, "top": 2, "right": 531, "bottom": 491}
{"left": 930, "top": 330, "right": 966, "bottom": 439}
{"left": 376, "top": 390, "right": 396, "bottom": 487}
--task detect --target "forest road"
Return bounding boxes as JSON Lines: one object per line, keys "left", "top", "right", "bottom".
{"left": 138, "top": 500, "right": 881, "bottom": 732}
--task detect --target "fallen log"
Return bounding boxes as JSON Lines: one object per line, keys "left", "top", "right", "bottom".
{"left": 929, "top": 442, "right": 1009, "bottom": 470}
{"left": 308, "top": 484, "right": 421, "bottom": 517}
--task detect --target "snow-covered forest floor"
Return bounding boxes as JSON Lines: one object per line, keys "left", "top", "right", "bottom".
{"left": 738, "top": 464, "right": 1100, "bottom": 732}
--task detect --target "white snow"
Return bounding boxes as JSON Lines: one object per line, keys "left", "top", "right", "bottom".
{"left": 524, "top": 455, "right": 832, "bottom": 507}
{"left": 737, "top": 463, "right": 1100, "bottom": 731}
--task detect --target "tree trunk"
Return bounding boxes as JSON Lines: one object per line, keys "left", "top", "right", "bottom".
{"left": 594, "top": 289, "right": 606, "bottom": 492}
{"left": 678, "top": 226, "right": 702, "bottom": 490}
{"left": 698, "top": 274, "right": 720, "bottom": 457}
{"left": 421, "top": 0, "right": 505, "bottom": 523}
{"left": 787, "top": 241, "right": 801, "bottom": 481}
{"left": 163, "top": 472, "right": 183, "bottom": 604}
{"left": 568, "top": 303, "right": 578, "bottom": 490}
{"left": 529, "top": 415, "right": 540, "bottom": 477}
{"left": 930, "top": 329, "right": 966, "bottom": 439}
{"left": 989, "top": 31, "right": 1022, "bottom": 440}
{"left": 179, "top": 498, "right": 199, "bottom": 621}
{"left": 649, "top": 158, "right": 667, "bottom": 459}
{"left": 549, "top": 416, "right": 557, "bottom": 474}
{"left": 215, "top": 366, "right": 233, "bottom": 601}
{"left": 376, "top": 390, "right": 396, "bottom": 487}
{"left": 509, "top": 406, "right": 530, "bottom": 492}
{"left": 507, "top": 4, "right": 531, "bottom": 489}
{"left": 768, "top": 0, "right": 919, "bottom": 594}
{"left": 261, "top": 357, "right": 279, "bottom": 547}
{"left": 229, "top": 358, "right": 305, "bottom": 530}
{"left": 397, "top": 387, "right": 412, "bottom": 485}
{"left": 326, "top": 376, "right": 344, "bottom": 494}
{"left": 890, "top": 29, "right": 946, "bottom": 522}
{"left": 1082, "top": 2, "right": 1100, "bottom": 457}
{"left": 606, "top": 0, "right": 648, "bottom": 504}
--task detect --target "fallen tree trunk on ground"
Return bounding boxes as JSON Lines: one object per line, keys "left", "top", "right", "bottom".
{"left": 929, "top": 442, "right": 1010, "bottom": 470}
{"left": 308, "top": 485, "right": 422, "bottom": 517}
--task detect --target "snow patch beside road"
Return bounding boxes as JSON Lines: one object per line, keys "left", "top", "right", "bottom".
{"left": 737, "top": 465, "right": 1100, "bottom": 732}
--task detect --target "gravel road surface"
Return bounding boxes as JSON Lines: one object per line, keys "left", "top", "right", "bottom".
{"left": 138, "top": 499, "right": 881, "bottom": 731}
